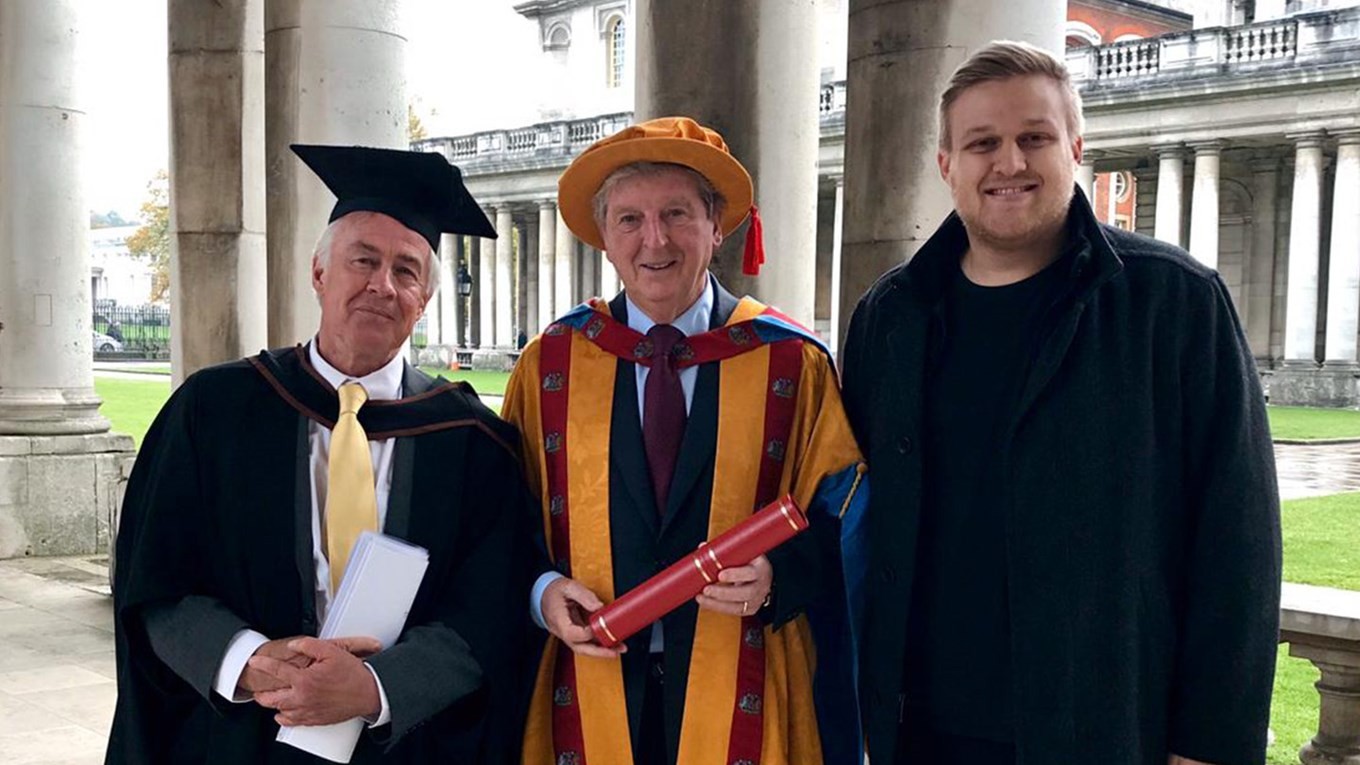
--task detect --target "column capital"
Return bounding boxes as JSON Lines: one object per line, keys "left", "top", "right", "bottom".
{"left": 1287, "top": 131, "right": 1328, "bottom": 149}
{"left": 538, "top": 199, "right": 556, "bottom": 212}
{"left": 1151, "top": 142, "right": 1186, "bottom": 158}
{"left": 1332, "top": 129, "right": 1360, "bottom": 147}
{"left": 1187, "top": 139, "right": 1227, "bottom": 156}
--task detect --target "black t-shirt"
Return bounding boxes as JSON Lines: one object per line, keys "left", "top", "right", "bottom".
{"left": 901, "top": 254, "right": 1069, "bottom": 745}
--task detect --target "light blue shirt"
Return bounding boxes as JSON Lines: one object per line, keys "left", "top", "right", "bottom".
{"left": 530, "top": 279, "right": 716, "bottom": 653}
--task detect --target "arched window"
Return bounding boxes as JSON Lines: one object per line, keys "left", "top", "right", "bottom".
{"left": 606, "top": 15, "right": 625, "bottom": 88}
{"left": 1066, "top": 20, "right": 1103, "bottom": 49}
{"left": 546, "top": 23, "right": 571, "bottom": 51}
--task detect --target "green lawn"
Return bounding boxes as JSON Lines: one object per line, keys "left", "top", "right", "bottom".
{"left": 89, "top": 379, "right": 1360, "bottom": 761}
{"left": 95, "top": 377, "right": 171, "bottom": 448}
{"left": 1268, "top": 405, "right": 1360, "bottom": 441}
{"left": 1267, "top": 491, "right": 1360, "bottom": 763}
{"left": 419, "top": 368, "right": 511, "bottom": 398}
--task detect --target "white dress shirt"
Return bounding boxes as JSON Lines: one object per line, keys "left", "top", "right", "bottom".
{"left": 212, "top": 341, "right": 402, "bottom": 726}
{"left": 531, "top": 281, "right": 715, "bottom": 653}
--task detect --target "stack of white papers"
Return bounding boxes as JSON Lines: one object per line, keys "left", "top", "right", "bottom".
{"left": 277, "top": 531, "right": 429, "bottom": 763}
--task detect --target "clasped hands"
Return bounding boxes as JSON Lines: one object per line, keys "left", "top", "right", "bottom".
{"left": 542, "top": 554, "right": 773, "bottom": 658}
{"left": 238, "top": 636, "right": 383, "bottom": 727}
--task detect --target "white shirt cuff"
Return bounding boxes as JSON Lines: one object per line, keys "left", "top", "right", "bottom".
{"left": 213, "top": 629, "right": 270, "bottom": 702}
{"left": 530, "top": 571, "right": 565, "bottom": 630}
{"left": 362, "top": 663, "right": 391, "bottom": 727}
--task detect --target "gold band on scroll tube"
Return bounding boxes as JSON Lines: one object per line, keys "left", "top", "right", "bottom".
{"left": 693, "top": 556, "right": 714, "bottom": 583}
{"left": 595, "top": 615, "right": 619, "bottom": 645}
{"left": 706, "top": 546, "right": 723, "bottom": 572}
{"left": 779, "top": 500, "right": 799, "bottom": 531}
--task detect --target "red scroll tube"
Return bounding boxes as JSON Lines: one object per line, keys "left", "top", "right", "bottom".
{"left": 589, "top": 495, "right": 808, "bottom": 648}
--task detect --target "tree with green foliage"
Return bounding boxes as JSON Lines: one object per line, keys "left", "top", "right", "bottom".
{"left": 125, "top": 170, "right": 170, "bottom": 303}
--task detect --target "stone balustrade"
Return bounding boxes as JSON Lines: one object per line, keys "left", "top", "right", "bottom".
{"left": 1280, "top": 582, "right": 1360, "bottom": 765}
{"left": 1068, "top": 7, "right": 1360, "bottom": 83}
{"left": 422, "top": 8, "right": 1358, "bottom": 176}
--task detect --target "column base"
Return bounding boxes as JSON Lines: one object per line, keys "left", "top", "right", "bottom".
{"left": 1264, "top": 366, "right": 1360, "bottom": 407}
{"left": 0, "top": 387, "right": 110, "bottom": 435}
{"left": 470, "top": 349, "right": 521, "bottom": 373}
{"left": 0, "top": 433, "right": 136, "bottom": 559}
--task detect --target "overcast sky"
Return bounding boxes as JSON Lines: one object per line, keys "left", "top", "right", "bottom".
{"left": 81, "top": 1, "right": 538, "bottom": 219}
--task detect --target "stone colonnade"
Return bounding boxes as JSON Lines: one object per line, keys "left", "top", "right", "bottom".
{"left": 429, "top": 199, "right": 632, "bottom": 351}
{"left": 1080, "top": 131, "right": 1360, "bottom": 405}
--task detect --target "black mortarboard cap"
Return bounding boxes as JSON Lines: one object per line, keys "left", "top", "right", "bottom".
{"left": 290, "top": 144, "right": 497, "bottom": 250}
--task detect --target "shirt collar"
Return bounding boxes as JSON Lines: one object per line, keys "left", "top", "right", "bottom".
{"left": 624, "top": 278, "right": 714, "bottom": 338}
{"left": 308, "top": 338, "right": 405, "bottom": 401}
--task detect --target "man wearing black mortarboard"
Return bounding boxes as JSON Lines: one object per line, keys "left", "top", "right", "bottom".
{"left": 106, "top": 146, "right": 538, "bottom": 765}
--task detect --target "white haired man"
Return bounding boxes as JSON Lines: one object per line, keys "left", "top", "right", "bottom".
{"left": 107, "top": 145, "right": 536, "bottom": 764}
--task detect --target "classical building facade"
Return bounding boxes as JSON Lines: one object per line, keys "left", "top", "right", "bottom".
{"left": 416, "top": 2, "right": 1360, "bottom": 407}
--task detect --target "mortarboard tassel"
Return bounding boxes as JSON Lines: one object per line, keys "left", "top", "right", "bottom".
{"left": 742, "top": 204, "right": 765, "bottom": 276}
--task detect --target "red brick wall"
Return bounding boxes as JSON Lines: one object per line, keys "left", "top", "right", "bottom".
{"left": 1068, "top": 1, "right": 1190, "bottom": 44}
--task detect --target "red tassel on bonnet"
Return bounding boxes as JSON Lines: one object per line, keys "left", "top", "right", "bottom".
{"left": 742, "top": 205, "right": 765, "bottom": 276}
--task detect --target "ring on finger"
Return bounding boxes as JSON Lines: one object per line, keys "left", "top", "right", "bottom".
{"left": 741, "top": 601, "right": 749, "bottom": 615}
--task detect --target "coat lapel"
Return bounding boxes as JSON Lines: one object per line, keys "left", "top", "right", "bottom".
{"left": 292, "top": 414, "right": 319, "bottom": 634}
{"left": 382, "top": 363, "right": 429, "bottom": 540}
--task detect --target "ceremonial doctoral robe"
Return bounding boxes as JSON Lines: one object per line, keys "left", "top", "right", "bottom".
{"left": 503, "top": 282, "right": 868, "bottom": 765}
{"left": 107, "top": 346, "right": 536, "bottom": 765}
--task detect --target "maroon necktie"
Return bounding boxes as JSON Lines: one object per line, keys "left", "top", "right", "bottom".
{"left": 643, "top": 324, "right": 687, "bottom": 515}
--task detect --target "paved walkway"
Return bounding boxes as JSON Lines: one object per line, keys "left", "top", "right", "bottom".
{"left": 0, "top": 441, "right": 1356, "bottom": 763}
{"left": 1275, "top": 441, "right": 1360, "bottom": 500}
{"left": 0, "top": 558, "right": 114, "bottom": 765}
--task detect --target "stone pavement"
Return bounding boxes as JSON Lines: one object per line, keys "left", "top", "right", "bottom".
{"left": 1275, "top": 441, "right": 1360, "bottom": 500}
{"left": 0, "top": 441, "right": 1356, "bottom": 763}
{"left": 0, "top": 557, "right": 114, "bottom": 765}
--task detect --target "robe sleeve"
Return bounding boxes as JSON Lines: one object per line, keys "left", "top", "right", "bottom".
{"left": 763, "top": 343, "right": 866, "bottom": 628}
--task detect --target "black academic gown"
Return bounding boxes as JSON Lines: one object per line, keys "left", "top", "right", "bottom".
{"left": 106, "top": 347, "right": 537, "bottom": 765}
{"left": 598, "top": 281, "right": 841, "bottom": 765}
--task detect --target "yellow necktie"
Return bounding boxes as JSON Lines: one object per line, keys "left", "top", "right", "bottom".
{"left": 325, "top": 382, "right": 379, "bottom": 595}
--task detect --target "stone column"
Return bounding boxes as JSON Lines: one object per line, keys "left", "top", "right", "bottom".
{"left": 839, "top": 0, "right": 1066, "bottom": 338}
{"left": 600, "top": 250, "right": 621, "bottom": 298}
{"left": 580, "top": 246, "right": 599, "bottom": 300}
{"left": 1247, "top": 157, "right": 1280, "bottom": 362}
{"left": 538, "top": 202, "right": 557, "bottom": 327}
{"left": 1076, "top": 152, "right": 1097, "bottom": 207}
{"left": 828, "top": 178, "right": 846, "bottom": 356}
{"left": 1284, "top": 133, "right": 1327, "bottom": 365}
{"left": 636, "top": 0, "right": 820, "bottom": 324}
{"left": 525, "top": 217, "right": 540, "bottom": 335}
{"left": 167, "top": 0, "right": 268, "bottom": 384}
{"left": 1154, "top": 143, "right": 1187, "bottom": 247}
{"left": 479, "top": 208, "right": 497, "bottom": 349}
{"left": 0, "top": 0, "right": 136, "bottom": 559}
{"left": 1325, "top": 132, "right": 1360, "bottom": 367}
{"left": 1188, "top": 141, "right": 1224, "bottom": 269}
{"left": 436, "top": 234, "right": 458, "bottom": 345}
{"left": 495, "top": 207, "right": 515, "bottom": 347}
{"left": 468, "top": 236, "right": 483, "bottom": 347}
{"left": 555, "top": 207, "right": 578, "bottom": 316}
{"left": 453, "top": 237, "right": 469, "bottom": 348}
{"left": 0, "top": 0, "right": 106, "bottom": 435}
{"left": 265, "top": 0, "right": 407, "bottom": 347}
